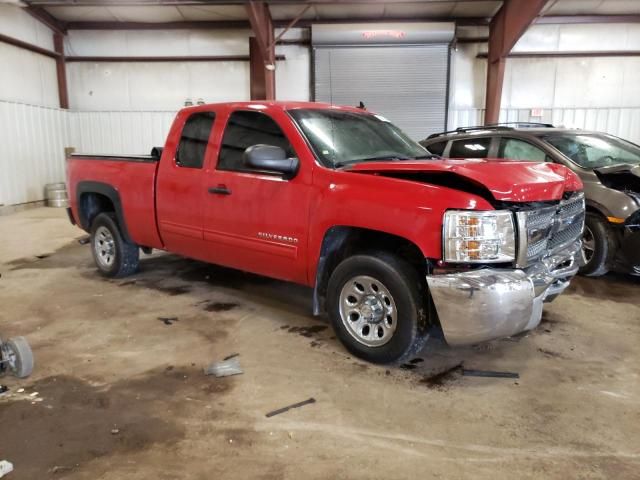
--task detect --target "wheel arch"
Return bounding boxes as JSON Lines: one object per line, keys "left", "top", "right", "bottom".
{"left": 312, "top": 226, "right": 427, "bottom": 316}
{"left": 77, "top": 181, "right": 132, "bottom": 242}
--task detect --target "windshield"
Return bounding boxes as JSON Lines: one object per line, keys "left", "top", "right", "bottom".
{"left": 545, "top": 133, "right": 640, "bottom": 169}
{"left": 288, "top": 109, "right": 431, "bottom": 168}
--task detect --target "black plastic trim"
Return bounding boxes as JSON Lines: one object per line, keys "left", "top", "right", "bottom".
{"left": 76, "top": 181, "right": 132, "bottom": 242}
{"left": 70, "top": 153, "right": 158, "bottom": 164}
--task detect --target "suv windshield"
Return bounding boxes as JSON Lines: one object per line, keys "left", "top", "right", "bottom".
{"left": 288, "top": 109, "right": 431, "bottom": 168}
{"left": 545, "top": 133, "right": 640, "bottom": 169}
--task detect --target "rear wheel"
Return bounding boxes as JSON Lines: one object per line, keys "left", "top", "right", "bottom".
{"left": 580, "top": 213, "right": 614, "bottom": 277}
{"left": 90, "top": 212, "right": 139, "bottom": 278}
{"left": 327, "top": 252, "right": 429, "bottom": 364}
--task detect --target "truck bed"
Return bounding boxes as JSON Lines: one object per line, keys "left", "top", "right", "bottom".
{"left": 67, "top": 153, "right": 163, "bottom": 249}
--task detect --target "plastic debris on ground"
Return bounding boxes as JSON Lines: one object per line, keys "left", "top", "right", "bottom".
{"left": 0, "top": 460, "right": 13, "bottom": 478}
{"left": 204, "top": 356, "right": 243, "bottom": 377}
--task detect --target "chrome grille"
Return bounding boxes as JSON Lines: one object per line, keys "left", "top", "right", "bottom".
{"left": 516, "top": 193, "right": 585, "bottom": 267}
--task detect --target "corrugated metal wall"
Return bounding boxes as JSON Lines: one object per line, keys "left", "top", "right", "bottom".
{"left": 70, "top": 111, "right": 176, "bottom": 155}
{"left": 0, "top": 101, "right": 70, "bottom": 207}
{"left": 448, "top": 107, "right": 640, "bottom": 144}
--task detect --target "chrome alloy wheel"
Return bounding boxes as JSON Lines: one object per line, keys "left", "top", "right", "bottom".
{"left": 339, "top": 275, "right": 398, "bottom": 347}
{"left": 94, "top": 225, "right": 116, "bottom": 268}
{"left": 582, "top": 225, "right": 595, "bottom": 264}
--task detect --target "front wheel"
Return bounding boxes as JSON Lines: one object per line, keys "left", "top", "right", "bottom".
{"left": 580, "top": 214, "right": 614, "bottom": 277}
{"left": 90, "top": 212, "right": 139, "bottom": 278}
{"left": 326, "top": 252, "right": 429, "bottom": 364}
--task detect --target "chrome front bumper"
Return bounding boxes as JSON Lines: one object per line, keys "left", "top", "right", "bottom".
{"left": 426, "top": 240, "right": 581, "bottom": 346}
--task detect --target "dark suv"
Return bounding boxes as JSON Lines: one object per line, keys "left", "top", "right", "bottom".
{"left": 421, "top": 123, "right": 640, "bottom": 276}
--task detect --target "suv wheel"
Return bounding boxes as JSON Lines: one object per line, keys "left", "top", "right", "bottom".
{"left": 326, "top": 252, "right": 429, "bottom": 364}
{"left": 580, "top": 213, "right": 614, "bottom": 277}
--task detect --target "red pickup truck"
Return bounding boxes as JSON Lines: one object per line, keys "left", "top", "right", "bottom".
{"left": 67, "top": 101, "right": 585, "bottom": 364}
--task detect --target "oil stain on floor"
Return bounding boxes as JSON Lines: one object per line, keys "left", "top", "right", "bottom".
{"left": 0, "top": 367, "right": 234, "bottom": 478}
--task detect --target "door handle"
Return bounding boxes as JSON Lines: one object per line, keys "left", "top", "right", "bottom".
{"left": 208, "top": 185, "right": 231, "bottom": 195}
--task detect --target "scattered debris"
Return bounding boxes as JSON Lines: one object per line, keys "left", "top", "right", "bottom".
{"left": 421, "top": 363, "right": 463, "bottom": 389}
{"left": 50, "top": 465, "right": 72, "bottom": 474}
{"left": 204, "top": 356, "right": 243, "bottom": 377}
{"left": 462, "top": 369, "right": 519, "bottom": 379}
{"left": 29, "top": 392, "right": 39, "bottom": 397}
{"left": 16, "top": 388, "right": 24, "bottom": 393}
{"left": 77, "top": 236, "right": 90, "bottom": 245}
{"left": 157, "top": 316, "right": 178, "bottom": 326}
{"left": 111, "top": 428, "right": 120, "bottom": 435}
{"left": 222, "top": 353, "right": 239, "bottom": 361}
{"left": 0, "top": 460, "right": 13, "bottom": 478}
{"left": 266, "top": 397, "right": 316, "bottom": 418}
{"left": 538, "top": 348, "right": 564, "bottom": 358}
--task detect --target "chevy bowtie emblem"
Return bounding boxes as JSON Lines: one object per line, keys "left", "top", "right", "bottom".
{"left": 257, "top": 232, "right": 299, "bottom": 244}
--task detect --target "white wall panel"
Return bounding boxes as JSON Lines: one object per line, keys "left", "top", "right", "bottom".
{"left": 67, "top": 61, "right": 250, "bottom": 110}
{"left": 0, "top": 43, "right": 59, "bottom": 108}
{"left": 0, "top": 101, "right": 70, "bottom": 206}
{"left": 64, "top": 29, "right": 249, "bottom": 56}
{"left": 0, "top": 5, "right": 54, "bottom": 51}
{"left": 276, "top": 45, "right": 310, "bottom": 101}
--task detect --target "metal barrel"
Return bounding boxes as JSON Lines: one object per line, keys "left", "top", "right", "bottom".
{"left": 45, "top": 182, "right": 68, "bottom": 208}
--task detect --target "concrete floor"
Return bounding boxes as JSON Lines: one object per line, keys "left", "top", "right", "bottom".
{"left": 1, "top": 207, "right": 639, "bottom": 479}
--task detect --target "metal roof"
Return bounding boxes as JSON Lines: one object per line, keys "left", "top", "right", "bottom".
{"left": 20, "top": 1, "right": 640, "bottom": 25}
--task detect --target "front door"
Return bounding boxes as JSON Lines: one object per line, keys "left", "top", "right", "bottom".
{"left": 156, "top": 111, "right": 216, "bottom": 256}
{"left": 201, "top": 109, "right": 311, "bottom": 284}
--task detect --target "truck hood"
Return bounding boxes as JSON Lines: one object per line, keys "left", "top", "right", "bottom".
{"left": 346, "top": 158, "right": 583, "bottom": 202}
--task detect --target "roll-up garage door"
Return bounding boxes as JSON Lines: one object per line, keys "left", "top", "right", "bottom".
{"left": 312, "top": 23, "right": 454, "bottom": 140}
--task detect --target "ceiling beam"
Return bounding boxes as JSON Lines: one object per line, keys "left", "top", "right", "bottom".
{"left": 478, "top": 50, "right": 640, "bottom": 59}
{"left": 66, "top": 20, "right": 252, "bottom": 30}
{"left": 64, "top": 17, "right": 489, "bottom": 31}
{"left": 485, "top": 0, "right": 548, "bottom": 124}
{"left": 65, "top": 54, "right": 285, "bottom": 62}
{"left": 23, "top": 6, "right": 67, "bottom": 34}
{"left": 536, "top": 14, "right": 640, "bottom": 24}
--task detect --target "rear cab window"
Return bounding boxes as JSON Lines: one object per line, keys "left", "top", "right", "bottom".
{"left": 449, "top": 137, "right": 492, "bottom": 159}
{"left": 218, "top": 110, "right": 295, "bottom": 172}
{"left": 176, "top": 112, "right": 216, "bottom": 169}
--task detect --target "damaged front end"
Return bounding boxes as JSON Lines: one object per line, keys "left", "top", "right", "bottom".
{"left": 592, "top": 164, "right": 640, "bottom": 274}
{"left": 426, "top": 192, "right": 585, "bottom": 346}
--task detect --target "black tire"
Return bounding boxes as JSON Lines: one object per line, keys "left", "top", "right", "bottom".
{"left": 326, "top": 252, "right": 429, "bottom": 364}
{"left": 90, "top": 212, "right": 139, "bottom": 278}
{"left": 580, "top": 213, "right": 614, "bottom": 277}
{"left": 4, "top": 336, "right": 34, "bottom": 378}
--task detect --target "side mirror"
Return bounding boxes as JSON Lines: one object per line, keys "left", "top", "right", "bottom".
{"left": 243, "top": 144, "right": 299, "bottom": 178}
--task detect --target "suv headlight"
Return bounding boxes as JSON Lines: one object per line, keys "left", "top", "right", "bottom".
{"left": 443, "top": 210, "right": 515, "bottom": 263}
